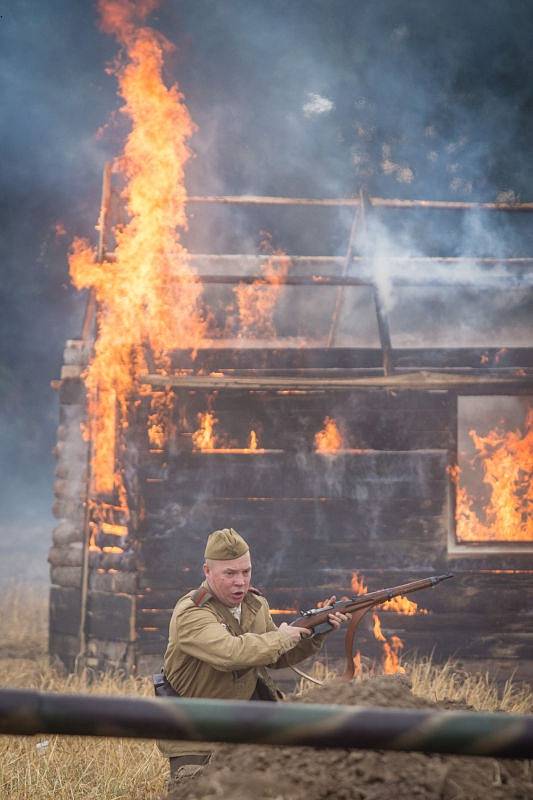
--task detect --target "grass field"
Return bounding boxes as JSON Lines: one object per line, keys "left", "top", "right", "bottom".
{"left": 1, "top": 582, "right": 532, "bottom": 800}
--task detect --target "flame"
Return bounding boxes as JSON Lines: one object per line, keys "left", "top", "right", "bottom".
{"left": 372, "top": 612, "right": 386, "bottom": 641}
{"left": 352, "top": 651, "right": 362, "bottom": 676}
{"left": 315, "top": 417, "right": 343, "bottom": 453}
{"left": 147, "top": 389, "right": 174, "bottom": 449}
{"left": 270, "top": 608, "right": 298, "bottom": 615}
{"left": 350, "top": 574, "right": 408, "bottom": 675}
{"left": 192, "top": 411, "right": 218, "bottom": 450}
{"left": 450, "top": 407, "right": 533, "bottom": 541}
{"left": 351, "top": 572, "right": 368, "bottom": 595}
{"left": 70, "top": 0, "right": 205, "bottom": 496}
{"left": 383, "top": 635, "right": 406, "bottom": 675}
{"left": 101, "top": 522, "right": 128, "bottom": 537}
{"left": 54, "top": 222, "right": 67, "bottom": 238}
{"left": 234, "top": 238, "right": 291, "bottom": 337}
{"left": 381, "top": 595, "right": 428, "bottom": 615}
{"left": 249, "top": 430, "right": 259, "bottom": 450}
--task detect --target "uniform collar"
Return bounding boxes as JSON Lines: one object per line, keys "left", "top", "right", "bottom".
{"left": 202, "top": 581, "right": 261, "bottom": 631}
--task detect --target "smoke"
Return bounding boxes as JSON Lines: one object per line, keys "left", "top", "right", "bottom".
{"left": 2, "top": 0, "right": 533, "bottom": 567}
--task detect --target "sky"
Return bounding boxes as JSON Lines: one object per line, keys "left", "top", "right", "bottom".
{"left": 1, "top": 0, "right": 532, "bottom": 571}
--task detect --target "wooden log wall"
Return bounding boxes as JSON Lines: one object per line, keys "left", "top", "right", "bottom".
{"left": 49, "top": 339, "right": 90, "bottom": 670}
{"left": 49, "top": 340, "right": 140, "bottom": 674}
{"left": 50, "top": 344, "right": 532, "bottom": 680}
{"left": 133, "top": 379, "right": 533, "bottom": 681}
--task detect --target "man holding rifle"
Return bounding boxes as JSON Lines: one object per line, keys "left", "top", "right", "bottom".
{"left": 157, "top": 527, "right": 351, "bottom": 784}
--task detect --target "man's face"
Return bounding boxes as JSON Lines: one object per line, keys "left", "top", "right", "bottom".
{"left": 204, "top": 552, "right": 252, "bottom": 607}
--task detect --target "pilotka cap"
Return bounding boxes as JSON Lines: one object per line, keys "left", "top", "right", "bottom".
{"left": 204, "top": 528, "right": 249, "bottom": 560}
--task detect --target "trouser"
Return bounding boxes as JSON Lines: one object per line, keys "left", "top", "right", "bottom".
{"left": 168, "top": 679, "right": 276, "bottom": 781}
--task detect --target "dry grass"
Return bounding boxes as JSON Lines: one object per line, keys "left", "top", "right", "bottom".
{"left": 0, "top": 583, "right": 167, "bottom": 800}
{"left": 410, "top": 655, "right": 533, "bottom": 714}
{"left": 0, "top": 657, "right": 168, "bottom": 800}
{"left": 2, "top": 582, "right": 533, "bottom": 799}
{"left": 295, "top": 654, "right": 533, "bottom": 714}
{"left": 0, "top": 580, "right": 48, "bottom": 657}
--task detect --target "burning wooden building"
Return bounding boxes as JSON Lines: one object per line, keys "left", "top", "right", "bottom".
{"left": 49, "top": 186, "right": 533, "bottom": 683}
{"left": 48, "top": 8, "right": 533, "bottom": 683}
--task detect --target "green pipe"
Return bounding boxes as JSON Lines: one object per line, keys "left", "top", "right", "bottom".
{"left": 1, "top": 689, "right": 531, "bottom": 759}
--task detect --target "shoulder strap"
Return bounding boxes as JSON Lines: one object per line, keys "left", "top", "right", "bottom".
{"left": 190, "top": 586, "right": 213, "bottom": 607}
{"left": 248, "top": 586, "right": 263, "bottom": 596}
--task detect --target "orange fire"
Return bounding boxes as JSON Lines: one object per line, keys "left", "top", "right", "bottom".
{"left": 451, "top": 407, "right": 533, "bottom": 541}
{"left": 383, "top": 635, "right": 406, "bottom": 675}
{"left": 147, "top": 389, "right": 174, "bottom": 450}
{"left": 372, "top": 613, "right": 406, "bottom": 673}
{"left": 249, "top": 430, "right": 259, "bottom": 450}
{"left": 69, "top": 0, "right": 205, "bottom": 495}
{"left": 352, "top": 651, "right": 362, "bottom": 677}
{"left": 315, "top": 417, "right": 343, "bottom": 453}
{"left": 351, "top": 574, "right": 407, "bottom": 674}
{"left": 372, "top": 611, "right": 386, "bottom": 642}
{"left": 351, "top": 572, "right": 368, "bottom": 595}
{"left": 192, "top": 412, "right": 218, "bottom": 451}
{"left": 235, "top": 238, "right": 291, "bottom": 337}
{"left": 381, "top": 595, "right": 427, "bottom": 615}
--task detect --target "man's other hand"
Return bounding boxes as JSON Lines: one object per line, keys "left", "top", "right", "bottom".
{"left": 318, "top": 595, "right": 352, "bottom": 631}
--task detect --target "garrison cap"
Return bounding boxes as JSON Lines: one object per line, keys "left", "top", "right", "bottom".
{"left": 204, "top": 528, "right": 249, "bottom": 560}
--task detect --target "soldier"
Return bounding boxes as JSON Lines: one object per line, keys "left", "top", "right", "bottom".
{"left": 158, "top": 527, "right": 350, "bottom": 784}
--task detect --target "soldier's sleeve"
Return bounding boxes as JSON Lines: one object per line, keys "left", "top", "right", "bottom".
{"left": 175, "top": 603, "right": 297, "bottom": 671}
{"left": 261, "top": 597, "right": 326, "bottom": 668}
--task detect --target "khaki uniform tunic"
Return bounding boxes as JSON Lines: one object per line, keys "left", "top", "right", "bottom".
{"left": 158, "top": 583, "right": 325, "bottom": 757}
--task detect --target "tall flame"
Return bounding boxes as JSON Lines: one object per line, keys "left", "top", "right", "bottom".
{"left": 451, "top": 407, "right": 533, "bottom": 541}
{"left": 315, "top": 416, "right": 343, "bottom": 453}
{"left": 70, "top": 0, "right": 205, "bottom": 494}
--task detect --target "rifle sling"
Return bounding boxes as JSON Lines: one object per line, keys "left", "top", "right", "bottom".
{"left": 341, "top": 605, "right": 375, "bottom": 681}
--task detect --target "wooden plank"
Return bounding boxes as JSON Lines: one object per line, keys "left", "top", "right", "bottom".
{"left": 143, "top": 451, "right": 449, "bottom": 502}
{"left": 86, "top": 591, "right": 135, "bottom": 642}
{"left": 184, "top": 193, "right": 533, "bottom": 211}
{"left": 168, "top": 347, "right": 533, "bottom": 372}
{"left": 137, "top": 608, "right": 173, "bottom": 630}
{"left": 143, "top": 370, "right": 533, "bottom": 391}
{"left": 136, "top": 628, "right": 168, "bottom": 655}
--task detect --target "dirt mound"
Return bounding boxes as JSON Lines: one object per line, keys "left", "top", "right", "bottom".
{"left": 167, "top": 675, "right": 533, "bottom": 800}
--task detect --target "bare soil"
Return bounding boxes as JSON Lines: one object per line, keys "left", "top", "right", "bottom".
{"left": 167, "top": 675, "right": 533, "bottom": 800}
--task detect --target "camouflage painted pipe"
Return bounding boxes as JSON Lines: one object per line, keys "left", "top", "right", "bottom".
{"left": 1, "top": 689, "right": 532, "bottom": 758}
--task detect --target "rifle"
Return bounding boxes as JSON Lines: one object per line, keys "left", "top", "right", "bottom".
{"left": 290, "top": 573, "right": 453, "bottom": 680}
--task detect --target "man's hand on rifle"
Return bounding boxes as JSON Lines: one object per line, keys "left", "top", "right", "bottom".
{"left": 318, "top": 595, "right": 351, "bottom": 631}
